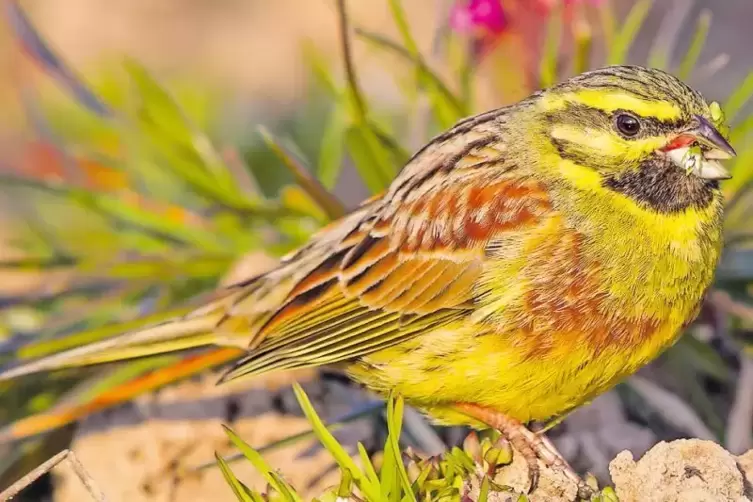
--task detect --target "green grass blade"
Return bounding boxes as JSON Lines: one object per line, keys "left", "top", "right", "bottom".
{"left": 380, "top": 438, "right": 399, "bottom": 501}
{"left": 302, "top": 41, "right": 340, "bottom": 97}
{"left": 317, "top": 105, "right": 347, "bottom": 190}
{"left": 215, "top": 452, "right": 258, "bottom": 502}
{"left": 124, "top": 62, "right": 262, "bottom": 212}
{"left": 357, "top": 442, "right": 381, "bottom": 489}
{"left": 270, "top": 472, "right": 301, "bottom": 502}
{"left": 572, "top": 21, "right": 593, "bottom": 77}
{"left": 478, "top": 476, "right": 490, "bottom": 502}
{"left": 222, "top": 425, "right": 303, "bottom": 502}
{"left": 608, "top": 0, "right": 652, "bottom": 65}
{"left": 598, "top": 0, "right": 616, "bottom": 51}
{"left": 385, "top": 0, "right": 463, "bottom": 128}
{"left": 386, "top": 0, "right": 419, "bottom": 55}
{"left": 539, "top": 6, "right": 563, "bottom": 88}
{"left": 345, "top": 125, "right": 396, "bottom": 194}
{"left": 730, "top": 113, "right": 753, "bottom": 146}
{"left": 355, "top": 28, "right": 465, "bottom": 124}
{"left": 292, "top": 383, "right": 381, "bottom": 500}
{"left": 387, "top": 394, "right": 416, "bottom": 501}
{"left": 724, "top": 71, "right": 753, "bottom": 122}
{"left": 678, "top": 9, "right": 711, "bottom": 80}
{"left": 199, "top": 402, "right": 385, "bottom": 472}
{"left": 368, "top": 120, "right": 411, "bottom": 166}
{"left": 258, "top": 127, "right": 345, "bottom": 220}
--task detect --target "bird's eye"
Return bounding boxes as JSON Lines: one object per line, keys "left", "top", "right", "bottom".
{"left": 615, "top": 113, "right": 641, "bottom": 137}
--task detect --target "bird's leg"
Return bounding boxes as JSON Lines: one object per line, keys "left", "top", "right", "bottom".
{"left": 455, "top": 403, "right": 586, "bottom": 495}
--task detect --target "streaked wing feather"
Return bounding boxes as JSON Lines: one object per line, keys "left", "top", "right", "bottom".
{"left": 222, "top": 126, "right": 553, "bottom": 382}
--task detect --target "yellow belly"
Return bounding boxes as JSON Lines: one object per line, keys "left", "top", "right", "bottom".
{"left": 347, "top": 315, "right": 683, "bottom": 426}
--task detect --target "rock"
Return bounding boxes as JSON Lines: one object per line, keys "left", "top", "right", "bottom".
{"left": 462, "top": 445, "right": 580, "bottom": 502}
{"left": 610, "top": 439, "right": 753, "bottom": 502}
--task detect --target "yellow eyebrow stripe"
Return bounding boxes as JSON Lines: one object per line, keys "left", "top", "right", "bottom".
{"left": 542, "top": 89, "right": 682, "bottom": 121}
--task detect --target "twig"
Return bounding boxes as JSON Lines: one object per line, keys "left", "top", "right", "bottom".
{"left": 0, "top": 449, "right": 107, "bottom": 501}
{"left": 335, "top": 0, "right": 367, "bottom": 119}
{"left": 726, "top": 356, "right": 753, "bottom": 454}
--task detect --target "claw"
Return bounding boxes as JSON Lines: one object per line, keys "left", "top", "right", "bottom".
{"left": 455, "top": 403, "right": 590, "bottom": 497}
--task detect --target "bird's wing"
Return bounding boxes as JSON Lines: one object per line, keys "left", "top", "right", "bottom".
{"left": 221, "top": 126, "right": 554, "bottom": 381}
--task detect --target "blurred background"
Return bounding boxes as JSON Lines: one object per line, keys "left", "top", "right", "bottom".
{"left": 0, "top": 0, "right": 751, "bottom": 500}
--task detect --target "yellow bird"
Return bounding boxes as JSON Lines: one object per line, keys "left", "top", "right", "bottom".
{"left": 0, "top": 65, "right": 736, "bottom": 491}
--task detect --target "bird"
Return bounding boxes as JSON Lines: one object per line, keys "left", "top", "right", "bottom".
{"left": 0, "top": 65, "right": 736, "bottom": 493}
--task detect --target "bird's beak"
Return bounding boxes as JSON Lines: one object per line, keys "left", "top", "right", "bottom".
{"left": 660, "top": 115, "right": 736, "bottom": 180}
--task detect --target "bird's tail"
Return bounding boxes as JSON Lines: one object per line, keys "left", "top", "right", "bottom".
{"left": 0, "top": 310, "right": 233, "bottom": 382}
{"left": 0, "top": 272, "right": 285, "bottom": 382}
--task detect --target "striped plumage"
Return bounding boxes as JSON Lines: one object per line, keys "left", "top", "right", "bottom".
{"left": 0, "top": 66, "right": 736, "bottom": 491}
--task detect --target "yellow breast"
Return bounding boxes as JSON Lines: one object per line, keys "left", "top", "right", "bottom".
{"left": 349, "top": 175, "right": 723, "bottom": 425}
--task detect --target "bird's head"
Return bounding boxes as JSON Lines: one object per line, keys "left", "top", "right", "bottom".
{"left": 531, "top": 65, "right": 735, "bottom": 212}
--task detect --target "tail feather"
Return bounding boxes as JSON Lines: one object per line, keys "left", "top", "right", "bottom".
{"left": 0, "top": 314, "right": 225, "bottom": 382}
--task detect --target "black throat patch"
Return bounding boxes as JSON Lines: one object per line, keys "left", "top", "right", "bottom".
{"left": 603, "top": 157, "right": 719, "bottom": 213}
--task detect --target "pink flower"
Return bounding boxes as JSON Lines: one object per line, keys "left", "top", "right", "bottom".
{"left": 449, "top": 0, "right": 603, "bottom": 68}
{"left": 450, "top": 0, "right": 507, "bottom": 36}
{"left": 450, "top": 0, "right": 507, "bottom": 58}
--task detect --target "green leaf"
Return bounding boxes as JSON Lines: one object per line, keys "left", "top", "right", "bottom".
{"left": 386, "top": 0, "right": 463, "bottom": 128}
{"left": 387, "top": 394, "right": 416, "bottom": 501}
{"left": 345, "top": 126, "right": 396, "bottom": 194}
{"left": 724, "top": 71, "right": 753, "bottom": 122}
{"left": 317, "top": 106, "right": 348, "bottom": 190}
{"left": 303, "top": 41, "right": 340, "bottom": 97}
{"left": 124, "top": 61, "right": 260, "bottom": 212}
{"left": 572, "top": 22, "right": 593, "bottom": 77}
{"left": 259, "top": 127, "right": 345, "bottom": 220}
{"left": 215, "top": 452, "right": 259, "bottom": 502}
{"left": 292, "top": 383, "right": 381, "bottom": 500}
{"left": 355, "top": 28, "right": 465, "bottom": 126}
{"left": 270, "top": 472, "right": 302, "bottom": 502}
{"left": 539, "top": 6, "right": 563, "bottom": 88}
{"left": 730, "top": 110, "right": 753, "bottom": 146}
{"left": 222, "top": 425, "right": 303, "bottom": 502}
{"left": 598, "top": 0, "right": 616, "bottom": 51}
{"left": 380, "top": 437, "right": 399, "bottom": 502}
{"left": 678, "top": 9, "right": 711, "bottom": 80}
{"left": 357, "top": 442, "right": 381, "bottom": 489}
{"left": 478, "top": 476, "right": 490, "bottom": 502}
{"left": 608, "top": 0, "right": 652, "bottom": 65}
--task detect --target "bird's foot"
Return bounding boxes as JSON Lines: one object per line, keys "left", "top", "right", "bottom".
{"left": 455, "top": 404, "right": 593, "bottom": 499}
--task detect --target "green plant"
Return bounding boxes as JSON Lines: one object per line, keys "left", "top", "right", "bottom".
{"left": 216, "top": 384, "right": 625, "bottom": 501}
